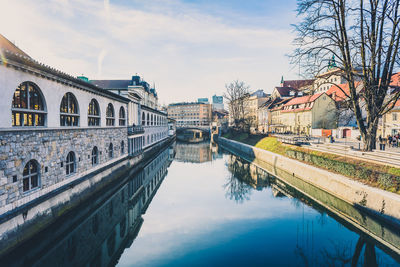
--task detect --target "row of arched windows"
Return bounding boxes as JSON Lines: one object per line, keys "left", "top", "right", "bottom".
{"left": 21, "top": 141, "right": 125, "bottom": 193}
{"left": 141, "top": 111, "right": 167, "bottom": 126}
{"left": 11, "top": 81, "right": 126, "bottom": 127}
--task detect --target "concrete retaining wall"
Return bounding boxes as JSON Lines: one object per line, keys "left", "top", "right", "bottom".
{"left": 218, "top": 137, "right": 400, "bottom": 225}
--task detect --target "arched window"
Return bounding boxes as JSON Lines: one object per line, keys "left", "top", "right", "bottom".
{"left": 23, "top": 160, "right": 39, "bottom": 192}
{"left": 92, "top": 146, "right": 98, "bottom": 166}
{"left": 12, "top": 81, "right": 46, "bottom": 127}
{"left": 142, "top": 112, "right": 145, "bottom": 125}
{"left": 60, "top": 92, "right": 79, "bottom": 126}
{"left": 119, "top": 107, "right": 126, "bottom": 126}
{"left": 109, "top": 143, "right": 113, "bottom": 158}
{"left": 121, "top": 141, "right": 125, "bottom": 154}
{"left": 66, "top": 151, "right": 76, "bottom": 175}
{"left": 88, "top": 99, "right": 100, "bottom": 126}
{"left": 106, "top": 103, "right": 115, "bottom": 126}
{"left": 147, "top": 113, "right": 150, "bottom": 126}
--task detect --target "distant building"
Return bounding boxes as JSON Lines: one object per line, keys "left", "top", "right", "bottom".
{"left": 167, "top": 102, "right": 212, "bottom": 127}
{"left": 91, "top": 76, "right": 158, "bottom": 110}
{"left": 197, "top": 98, "right": 209, "bottom": 104}
{"left": 212, "top": 95, "right": 224, "bottom": 111}
{"left": 245, "top": 90, "right": 269, "bottom": 132}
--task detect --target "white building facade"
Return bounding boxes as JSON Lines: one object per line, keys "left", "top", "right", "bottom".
{"left": 0, "top": 47, "right": 130, "bottom": 210}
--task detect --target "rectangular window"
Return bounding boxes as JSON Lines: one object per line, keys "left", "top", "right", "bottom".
{"left": 393, "top": 113, "right": 398, "bottom": 121}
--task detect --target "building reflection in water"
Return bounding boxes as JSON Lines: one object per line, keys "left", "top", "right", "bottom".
{"left": 174, "top": 141, "right": 222, "bottom": 163}
{"left": 0, "top": 146, "right": 174, "bottom": 267}
{"left": 224, "top": 153, "right": 398, "bottom": 266}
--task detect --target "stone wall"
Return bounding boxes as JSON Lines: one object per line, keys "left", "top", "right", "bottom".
{"left": 0, "top": 127, "right": 127, "bottom": 207}
{"left": 0, "top": 137, "right": 172, "bottom": 261}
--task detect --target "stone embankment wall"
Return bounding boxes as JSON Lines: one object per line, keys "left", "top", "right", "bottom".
{"left": 0, "top": 136, "right": 174, "bottom": 255}
{"left": 218, "top": 137, "right": 400, "bottom": 226}
{"left": 0, "top": 127, "right": 127, "bottom": 208}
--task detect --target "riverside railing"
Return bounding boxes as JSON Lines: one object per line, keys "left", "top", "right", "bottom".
{"left": 128, "top": 125, "right": 145, "bottom": 135}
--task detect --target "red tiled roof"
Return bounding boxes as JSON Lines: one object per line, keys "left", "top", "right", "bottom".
{"left": 0, "top": 34, "right": 31, "bottom": 58}
{"left": 284, "top": 93, "right": 323, "bottom": 106}
{"left": 326, "top": 84, "right": 351, "bottom": 101}
{"left": 326, "top": 81, "right": 363, "bottom": 102}
{"left": 282, "top": 79, "right": 314, "bottom": 89}
{"left": 390, "top": 72, "right": 400, "bottom": 87}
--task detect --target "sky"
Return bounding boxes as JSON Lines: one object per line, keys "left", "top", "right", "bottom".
{"left": 0, "top": 0, "right": 300, "bottom": 105}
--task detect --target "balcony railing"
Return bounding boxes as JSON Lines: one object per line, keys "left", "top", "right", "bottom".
{"left": 128, "top": 125, "right": 144, "bottom": 135}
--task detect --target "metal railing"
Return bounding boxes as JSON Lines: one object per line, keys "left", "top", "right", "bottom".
{"left": 128, "top": 125, "right": 144, "bottom": 135}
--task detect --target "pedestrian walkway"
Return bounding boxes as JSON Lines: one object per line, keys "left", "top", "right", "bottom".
{"left": 303, "top": 141, "right": 400, "bottom": 169}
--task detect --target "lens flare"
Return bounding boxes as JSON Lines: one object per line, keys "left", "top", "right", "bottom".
{"left": 0, "top": 50, "right": 7, "bottom": 66}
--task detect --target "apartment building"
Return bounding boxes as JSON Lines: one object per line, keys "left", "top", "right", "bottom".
{"left": 167, "top": 102, "right": 212, "bottom": 127}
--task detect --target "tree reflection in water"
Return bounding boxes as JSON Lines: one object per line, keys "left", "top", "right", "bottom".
{"left": 224, "top": 154, "right": 384, "bottom": 266}
{"left": 223, "top": 155, "right": 254, "bottom": 203}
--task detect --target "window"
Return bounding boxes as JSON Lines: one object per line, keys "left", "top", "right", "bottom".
{"left": 12, "top": 81, "right": 46, "bottom": 127}
{"left": 22, "top": 160, "right": 39, "bottom": 192}
{"left": 151, "top": 114, "right": 154, "bottom": 126}
{"left": 393, "top": 113, "right": 398, "bottom": 121}
{"left": 60, "top": 92, "right": 79, "bottom": 126}
{"left": 106, "top": 103, "right": 115, "bottom": 126}
{"left": 142, "top": 112, "right": 146, "bottom": 125}
{"left": 92, "top": 146, "right": 98, "bottom": 166}
{"left": 66, "top": 151, "right": 76, "bottom": 175}
{"left": 109, "top": 143, "right": 113, "bottom": 158}
{"left": 147, "top": 113, "right": 150, "bottom": 125}
{"left": 88, "top": 99, "right": 100, "bottom": 126}
{"left": 119, "top": 107, "right": 126, "bottom": 126}
{"left": 121, "top": 141, "right": 125, "bottom": 154}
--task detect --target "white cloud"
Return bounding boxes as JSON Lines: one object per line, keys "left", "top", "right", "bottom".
{"left": 0, "top": 0, "right": 298, "bottom": 103}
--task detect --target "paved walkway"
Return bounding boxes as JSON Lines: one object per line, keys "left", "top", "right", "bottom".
{"left": 312, "top": 137, "right": 400, "bottom": 152}
{"left": 303, "top": 139, "right": 400, "bottom": 168}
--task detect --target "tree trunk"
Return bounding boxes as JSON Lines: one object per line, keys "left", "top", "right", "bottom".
{"left": 363, "top": 121, "right": 378, "bottom": 151}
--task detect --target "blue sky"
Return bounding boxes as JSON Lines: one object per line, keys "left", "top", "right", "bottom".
{"left": 0, "top": 0, "right": 299, "bottom": 105}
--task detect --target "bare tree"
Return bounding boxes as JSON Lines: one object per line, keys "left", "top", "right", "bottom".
{"left": 224, "top": 80, "right": 251, "bottom": 132}
{"left": 292, "top": 0, "right": 400, "bottom": 150}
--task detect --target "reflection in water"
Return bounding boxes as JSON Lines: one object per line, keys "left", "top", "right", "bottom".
{"left": 1, "top": 142, "right": 399, "bottom": 266}
{"left": 225, "top": 153, "right": 398, "bottom": 266}
{"left": 0, "top": 146, "right": 173, "bottom": 267}
{"left": 174, "top": 141, "right": 213, "bottom": 163}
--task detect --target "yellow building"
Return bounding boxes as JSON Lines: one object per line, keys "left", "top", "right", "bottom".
{"left": 244, "top": 90, "right": 269, "bottom": 132}
{"left": 268, "top": 98, "right": 292, "bottom": 133}
{"left": 279, "top": 93, "right": 337, "bottom": 134}
{"left": 379, "top": 104, "right": 400, "bottom": 137}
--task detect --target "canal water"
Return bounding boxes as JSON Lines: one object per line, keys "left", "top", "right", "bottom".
{"left": 1, "top": 141, "right": 400, "bottom": 266}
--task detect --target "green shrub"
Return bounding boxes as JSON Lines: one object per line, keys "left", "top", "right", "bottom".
{"left": 285, "top": 149, "right": 400, "bottom": 186}
{"left": 378, "top": 173, "right": 394, "bottom": 189}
